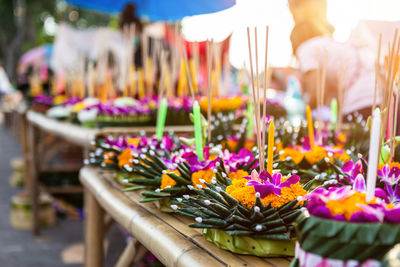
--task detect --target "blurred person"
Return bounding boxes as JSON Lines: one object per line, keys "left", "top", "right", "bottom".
{"left": 290, "top": 15, "right": 376, "bottom": 120}
{"left": 119, "top": 3, "right": 144, "bottom": 67}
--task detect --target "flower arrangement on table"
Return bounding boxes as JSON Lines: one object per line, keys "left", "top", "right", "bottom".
{"left": 292, "top": 108, "right": 400, "bottom": 267}
{"left": 172, "top": 167, "right": 307, "bottom": 256}
{"left": 31, "top": 94, "right": 54, "bottom": 113}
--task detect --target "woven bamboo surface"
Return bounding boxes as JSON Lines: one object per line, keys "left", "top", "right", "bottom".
{"left": 80, "top": 166, "right": 291, "bottom": 267}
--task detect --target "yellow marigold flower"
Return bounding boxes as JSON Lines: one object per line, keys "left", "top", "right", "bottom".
{"left": 390, "top": 162, "right": 400, "bottom": 169}
{"left": 244, "top": 140, "right": 255, "bottom": 150}
{"left": 326, "top": 191, "right": 376, "bottom": 221}
{"left": 53, "top": 95, "right": 68, "bottom": 105}
{"left": 226, "top": 139, "right": 238, "bottom": 152}
{"left": 117, "top": 149, "right": 133, "bottom": 168}
{"left": 199, "top": 96, "right": 243, "bottom": 113}
{"left": 161, "top": 169, "right": 181, "bottom": 189}
{"left": 334, "top": 151, "right": 351, "bottom": 163}
{"left": 261, "top": 183, "right": 307, "bottom": 208}
{"left": 279, "top": 148, "right": 304, "bottom": 165}
{"left": 337, "top": 133, "right": 347, "bottom": 144}
{"left": 226, "top": 177, "right": 307, "bottom": 209}
{"left": 126, "top": 138, "right": 140, "bottom": 147}
{"left": 275, "top": 141, "right": 283, "bottom": 152}
{"left": 103, "top": 151, "right": 116, "bottom": 164}
{"left": 304, "top": 146, "right": 327, "bottom": 165}
{"left": 72, "top": 102, "right": 85, "bottom": 112}
{"left": 191, "top": 169, "right": 215, "bottom": 188}
{"left": 228, "top": 170, "right": 249, "bottom": 181}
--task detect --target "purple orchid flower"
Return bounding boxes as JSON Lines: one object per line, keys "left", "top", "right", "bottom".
{"left": 378, "top": 164, "right": 400, "bottom": 185}
{"left": 342, "top": 160, "right": 364, "bottom": 182}
{"left": 246, "top": 170, "right": 300, "bottom": 198}
{"left": 181, "top": 151, "right": 218, "bottom": 173}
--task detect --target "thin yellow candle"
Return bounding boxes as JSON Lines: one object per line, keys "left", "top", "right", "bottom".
{"left": 177, "top": 59, "right": 186, "bottom": 96}
{"left": 129, "top": 66, "right": 136, "bottom": 96}
{"left": 267, "top": 120, "right": 274, "bottom": 174}
{"left": 189, "top": 59, "right": 198, "bottom": 93}
{"left": 138, "top": 68, "right": 145, "bottom": 99}
{"left": 306, "top": 105, "right": 315, "bottom": 148}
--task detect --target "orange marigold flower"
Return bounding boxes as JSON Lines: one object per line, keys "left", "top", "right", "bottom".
{"left": 304, "top": 146, "right": 328, "bottom": 165}
{"left": 226, "top": 177, "right": 307, "bottom": 209}
{"left": 337, "top": 133, "right": 347, "bottom": 144}
{"left": 244, "top": 140, "right": 255, "bottom": 150}
{"left": 279, "top": 148, "right": 304, "bottom": 165}
{"left": 126, "top": 138, "right": 140, "bottom": 147}
{"left": 226, "top": 139, "right": 238, "bottom": 152}
{"left": 117, "top": 149, "right": 133, "bottom": 168}
{"left": 191, "top": 169, "right": 216, "bottom": 188}
{"left": 199, "top": 96, "right": 243, "bottom": 113}
{"left": 103, "top": 151, "right": 116, "bottom": 164}
{"left": 326, "top": 191, "right": 376, "bottom": 221}
{"left": 160, "top": 169, "right": 181, "bottom": 189}
{"left": 228, "top": 170, "right": 249, "bottom": 180}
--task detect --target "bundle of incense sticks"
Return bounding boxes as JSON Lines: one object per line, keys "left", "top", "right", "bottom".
{"left": 377, "top": 29, "right": 400, "bottom": 160}
{"left": 246, "top": 26, "right": 269, "bottom": 171}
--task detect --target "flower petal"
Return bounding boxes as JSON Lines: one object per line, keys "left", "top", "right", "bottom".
{"left": 342, "top": 161, "right": 354, "bottom": 173}
{"left": 281, "top": 174, "right": 300, "bottom": 188}
{"left": 353, "top": 174, "right": 366, "bottom": 193}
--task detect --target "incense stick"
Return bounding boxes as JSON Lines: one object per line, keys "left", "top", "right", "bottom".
{"left": 254, "top": 28, "right": 263, "bottom": 169}
{"left": 261, "top": 26, "right": 269, "bottom": 172}
{"left": 246, "top": 27, "right": 262, "bottom": 165}
{"left": 182, "top": 45, "right": 196, "bottom": 100}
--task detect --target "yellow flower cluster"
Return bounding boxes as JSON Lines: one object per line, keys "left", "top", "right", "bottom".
{"left": 225, "top": 177, "right": 307, "bottom": 209}
{"left": 326, "top": 191, "right": 375, "bottom": 221}
{"left": 160, "top": 169, "right": 181, "bottom": 189}
{"left": 378, "top": 162, "right": 400, "bottom": 171}
{"left": 228, "top": 170, "right": 249, "bottom": 180}
{"left": 53, "top": 95, "right": 68, "bottom": 105}
{"left": 199, "top": 96, "right": 243, "bottom": 113}
{"left": 117, "top": 149, "right": 133, "bottom": 168}
{"left": 191, "top": 169, "right": 216, "bottom": 188}
{"left": 304, "top": 146, "right": 328, "bottom": 165}
{"left": 279, "top": 148, "right": 304, "bottom": 164}
{"left": 126, "top": 138, "right": 140, "bottom": 147}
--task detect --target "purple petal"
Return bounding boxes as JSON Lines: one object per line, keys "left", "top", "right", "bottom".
{"left": 280, "top": 174, "right": 300, "bottom": 188}
{"left": 253, "top": 184, "right": 278, "bottom": 198}
{"left": 384, "top": 207, "right": 400, "bottom": 223}
{"left": 350, "top": 210, "right": 381, "bottom": 223}
{"left": 382, "top": 164, "right": 390, "bottom": 177}
{"left": 353, "top": 174, "right": 366, "bottom": 193}
{"left": 375, "top": 188, "right": 389, "bottom": 204}
{"left": 309, "top": 206, "right": 333, "bottom": 219}
{"left": 270, "top": 173, "right": 282, "bottom": 185}
{"left": 259, "top": 170, "right": 272, "bottom": 182}
{"left": 394, "top": 185, "right": 400, "bottom": 203}
{"left": 384, "top": 182, "right": 394, "bottom": 200}
{"left": 342, "top": 161, "right": 354, "bottom": 173}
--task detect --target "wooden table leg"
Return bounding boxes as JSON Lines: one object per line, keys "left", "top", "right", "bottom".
{"left": 85, "top": 189, "right": 104, "bottom": 267}
{"left": 27, "top": 121, "right": 40, "bottom": 235}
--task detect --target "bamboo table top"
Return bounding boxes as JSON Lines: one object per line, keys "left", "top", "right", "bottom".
{"left": 27, "top": 111, "right": 99, "bottom": 147}
{"left": 79, "top": 166, "right": 291, "bottom": 267}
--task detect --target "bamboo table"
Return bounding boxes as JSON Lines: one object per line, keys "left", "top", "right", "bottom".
{"left": 26, "top": 111, "right": 195, "bottom": 235}
{"left": 80, "top": 166, "right": 291, "bottom": 267}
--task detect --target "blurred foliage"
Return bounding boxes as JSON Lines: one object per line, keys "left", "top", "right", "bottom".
{"left": 0, "top": 0, "right": 113, "bottom": 82}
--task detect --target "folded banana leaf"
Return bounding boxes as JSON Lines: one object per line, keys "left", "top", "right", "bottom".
{"left": 203, "top": 228, "right": 295, "bottom": 257}
{"left": 295, "top": 213, "right": 400, "bottom": 262}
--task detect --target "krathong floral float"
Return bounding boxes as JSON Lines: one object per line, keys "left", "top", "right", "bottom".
{"left": 292, "top": 108, "right": 400, "bottom": 267}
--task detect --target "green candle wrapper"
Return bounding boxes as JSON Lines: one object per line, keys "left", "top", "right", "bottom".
{"left": 295, "top": 213, "right": 400, "bottom": 263}
{"left": 203, "top": 228, "right": 295, "bottom": 257}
